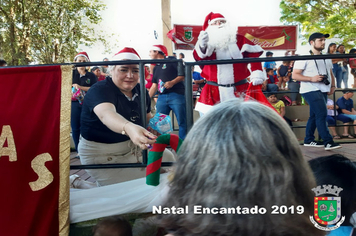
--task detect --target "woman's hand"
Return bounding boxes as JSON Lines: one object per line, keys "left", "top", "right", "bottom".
{"left": 125, "top": 123, "right": 157, "bottom": 150}
{"left": 147, "top": 126, "right": 161, "bottom": 137}
{"left": 72, "top": 83, "right": 80, "bottom": 90}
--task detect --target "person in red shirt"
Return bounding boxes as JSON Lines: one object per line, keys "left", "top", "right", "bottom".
{"left": 262, "top": 68, "right": 278, "bottom": 92}
{"left": 91, "top": 66, "right": 106, "bottom": 81}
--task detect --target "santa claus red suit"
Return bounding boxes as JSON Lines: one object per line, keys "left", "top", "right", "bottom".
{"left": 193, "top": 12, "right": 266, "bottom": 114}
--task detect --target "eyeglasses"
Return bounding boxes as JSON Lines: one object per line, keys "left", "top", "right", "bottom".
{"left": 211, "top": 20, "right": 226, "bottom": 26}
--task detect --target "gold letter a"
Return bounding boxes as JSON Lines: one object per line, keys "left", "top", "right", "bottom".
{"left": 0, "top": 125, "right": 17, "bottom": 161}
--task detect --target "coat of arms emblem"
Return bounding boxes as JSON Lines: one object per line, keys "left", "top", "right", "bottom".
{"left": 310, "top": 185, "right": 345, "bottom": 231}
{"left": 183, "top": 27, "right": 194, "bottom": 43}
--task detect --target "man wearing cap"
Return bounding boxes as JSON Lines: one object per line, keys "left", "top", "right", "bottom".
{"left": 336, "top": 91, "right": 356, "bottom": 137}
{"left": 149, "top": 44, "right": 187, "bottom": 139}
{"left": 292, "top": 32, "right": 341, "bottom": 150}
{"left": 193, "top": 12, "right": 266, "bottom": 114}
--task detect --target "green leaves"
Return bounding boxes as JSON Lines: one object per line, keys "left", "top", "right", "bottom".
{"left": 280, "top": 0, "right": 356, "bottom": 50}
{"left": 0, "top": 0, "right": 110, "bottom": 65}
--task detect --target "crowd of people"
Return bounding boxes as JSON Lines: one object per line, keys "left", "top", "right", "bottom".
{"left": 2, "top": 9, "right": 355, "bottom": 235}
{"left": 70, "top": 28, "right": 356, "bottom": 236}
{"left": 264, "top": 33, "right": 356, "bottom": 148}
{"left": 66, "top": 11, "right": 356, "bottom": 184}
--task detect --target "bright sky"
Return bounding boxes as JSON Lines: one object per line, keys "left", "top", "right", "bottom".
{"left": 81, "top": 0, "right": 286, "bottom": 62}
{"left": 79, "top": 0, "right": 351, "bottom": 85}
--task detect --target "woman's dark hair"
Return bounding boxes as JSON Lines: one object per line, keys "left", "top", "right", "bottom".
{"left": 327, "top": 43, "right": 336, "bottom": 53}
{"left": 309, "top": 154, "right": 356, "bottom": 226}
{"left": 337, "top": 44, "right": 345, "bottom": 53}
{"left": 158, "top": 51, "right": 166, "bottom": 57}
{"left": 0, "top": 59, "right": 7, "bottom": 66}
{"left": 159, "top": 99, "right": 324, "bottom": 236}
{"left": 349, "top": 48, "right": 356, "bottom": 54}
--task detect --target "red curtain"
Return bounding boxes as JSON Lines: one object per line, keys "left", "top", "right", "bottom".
{"left": 0, "top": 65, "right": 71, "bottom": 236}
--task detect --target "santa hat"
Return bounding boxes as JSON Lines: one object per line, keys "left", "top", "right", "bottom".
{"left": 74, "top": 52, "right": 90, "bottom": 62}
{"left": 151, "top": 45, "right": 168, "bottom": 56}
{"left": 203, "top": 12, "right": 226, "bottom": 31}
{"left": 112, "top": 47, "right": 141, "bottom": 60}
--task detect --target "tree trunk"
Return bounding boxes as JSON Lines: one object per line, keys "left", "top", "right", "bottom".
{"left": 9, "top": 7, "right": 18, "bottom": 65}
{"left": 161, "top": 0, "right": 173, "bottom": 56}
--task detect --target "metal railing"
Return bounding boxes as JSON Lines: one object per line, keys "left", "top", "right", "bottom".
{"left": 7, "top": 54, "right": 352, "bottom": 169}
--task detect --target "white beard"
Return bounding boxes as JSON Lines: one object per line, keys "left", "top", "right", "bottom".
{"left": 205, "top": 23, "right": 237, "bottom": 50}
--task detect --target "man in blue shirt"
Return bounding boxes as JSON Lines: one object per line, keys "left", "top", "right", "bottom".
{"left": 336, "top": 91, "right": 356, "bottom": 137}
{"left": 263, "top": 51, "right": 277, "bottom": 76}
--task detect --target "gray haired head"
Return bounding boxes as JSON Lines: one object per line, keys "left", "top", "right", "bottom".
{"left": 160, "top": 99, "right": 322, "bottom": 236}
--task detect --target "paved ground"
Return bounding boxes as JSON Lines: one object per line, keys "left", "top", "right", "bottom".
{"left": 301, "top": 142, "right": 356, "bottom": 161}
{"left": 70, "top": 152, "right": 96, "bottom": 183}
{"left": 70, "top": 143, "right": 356, "bottom": 182}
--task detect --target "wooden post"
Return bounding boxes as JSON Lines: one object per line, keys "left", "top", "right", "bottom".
{"left": 161, "top": 0, "right": 173, "bottom": 56}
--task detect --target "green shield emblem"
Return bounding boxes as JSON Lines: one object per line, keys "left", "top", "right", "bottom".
{"left": 184, "top": 31, "right": 192, "bottom": 40}
{"left": 314, "top": 197, "right": 341, "bottom": 225}
{"left": 183, "top": 27, "right": 194, "bottom": 42}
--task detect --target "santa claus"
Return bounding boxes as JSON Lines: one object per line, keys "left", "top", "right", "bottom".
{"left": 193, "top": 12, "right": 267, "bottom": 114}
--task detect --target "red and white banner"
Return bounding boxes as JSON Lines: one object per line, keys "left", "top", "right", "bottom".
{"left": 167, "top": 25, "right": 297, "bottom": 51}
{"left": 238, "top": 26, "right": 297, "bottom": 50}
{"left": 167, "top": 24, "right": 202, "bottom": 50}
{"left": 0, "top": 65, "right": 72, "bottom": 236}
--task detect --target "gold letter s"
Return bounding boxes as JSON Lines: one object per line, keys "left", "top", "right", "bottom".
{"left": 29, "top": 153, "right": 54, "bottom": 191}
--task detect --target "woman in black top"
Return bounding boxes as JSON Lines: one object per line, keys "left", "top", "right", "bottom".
{"left": 71, "top": 52, "right": 97, "bottom": 153}
{"left": 73, "top": 48, "right": 174, "bottom": 187}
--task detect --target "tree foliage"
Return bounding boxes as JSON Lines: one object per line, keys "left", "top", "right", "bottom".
{"left": 0, "top": 0, "right": 113, "bottom": 65}
{"left": 280, "top": 0, "right": 356, "bottom": 49}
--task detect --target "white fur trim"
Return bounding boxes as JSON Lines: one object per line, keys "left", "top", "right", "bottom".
{"left": 216, "top": 48, "right": 235, "bottom": 83}
{"left": 151, "top": 46, "right": 162, "bottom": 52}
{"left": 228, "top": 43, "right": 242, "bottom": 59}
{"left": 74, "top": 54, "right": 89, "bottom": 62}
{"left": 195, "top": 102, "right": 213, "bottom": 114}
{"left": 215, "top": 47, "right": 237, "bottom": 102}
{"left": 219, "top": 87, "right": 236, "bottom": 102}
{"left": 240, "top": 44, "right": 263, "bottom": 54}
{"left": 250, "top": 70, "right": 267, "bottom": 85}
{"left": 112, "top": 53, "right": 140, "bottom": 61}
{"left": 251, "top": 78, "right": 264, "bottom": 86}
{"left": 250, "top": 70, "right": 266, "bottom": 80}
